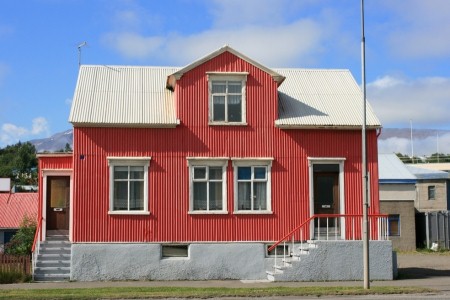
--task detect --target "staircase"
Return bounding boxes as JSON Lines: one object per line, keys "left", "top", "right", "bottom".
{"left": 266, "top": 241, "right": 318, "bottom": 281}
{"left": 33, "top": 233, "right": 71, "bottom": 282}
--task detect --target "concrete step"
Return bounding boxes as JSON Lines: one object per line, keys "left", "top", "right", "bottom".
{"left": 34, "top": 266, "right": 70, "bottom": 275}
{"left": 34, "top": 274, "right": 70, "bottom": 282}
{"left": 36, "top": 260, "right": 70, "bottom": 268}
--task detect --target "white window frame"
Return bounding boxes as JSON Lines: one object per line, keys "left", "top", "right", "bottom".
{"left": 107, "top": 157, "right": 151, "bottom": 215}
{"left": 207, "top": 72, "right": 248, "bottom": 125}
{"left": 187, "top": 157, "right": 228, "bottom": 214}
{"left": 232, "top": 158, "right": 273, "bottom": 214}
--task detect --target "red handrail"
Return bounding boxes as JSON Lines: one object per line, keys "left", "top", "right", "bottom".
{"left": 268, "top": 213, "right": 388, "bottom": 252}
{"left": 31, "top": 217, "right": 43, "bottom": 253}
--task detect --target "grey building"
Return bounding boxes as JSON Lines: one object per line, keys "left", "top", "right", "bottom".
{"left": 406, "top": 165, "right": 449, "bottom": 212}
{"left": 378, "top": 154, "right": 417, "bottom": 251}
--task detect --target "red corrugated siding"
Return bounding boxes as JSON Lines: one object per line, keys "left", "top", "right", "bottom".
{"left": 71, "top": 52, "right": 380, "bottom": 243}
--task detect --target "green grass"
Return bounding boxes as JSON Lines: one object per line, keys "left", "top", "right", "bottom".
{"left": 0, "top": 270, "right": 31, "bottom": 284}
{"left": 0, "top": 286, "right": 432, "bottom": 299}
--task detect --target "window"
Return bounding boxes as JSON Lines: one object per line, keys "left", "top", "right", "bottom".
{"left": 428, "top": 186, "right": 436, "bottom": 200}
{"left": 187, "top": 158, "right": 228, "bottom": 213}
{"left": 162, "top": 245, "right": 189, "bottom": 258}
{"left": 108, "top": 157, "right": 150, "bottom": 214}
{"left": 207, "top": 73, "right": 247, "bottom": 124}
{"left": 388, "top": 214, "right": 400, "bottom": 236}
{"left": 233, "top": 158, "right": 272, "bottom": 213}
{"left": 266, "top": 244, "right": 289, "bottom": 257}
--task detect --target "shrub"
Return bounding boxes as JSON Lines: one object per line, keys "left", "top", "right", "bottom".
{"left": 4, "top": 215, "right": 37, "bottom": 256}
{"left": 0, "top": 270, "right": 31, "bottom": 284}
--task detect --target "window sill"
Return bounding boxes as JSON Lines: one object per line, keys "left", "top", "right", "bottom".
{"left": 188, "top": 211, "right": 229, "bottom": 215}
{"left": 208, "top": 122, "right": 248, "bottom": 126}
{"left": 161, "top": 257, "right": 190, "bottom": 260}
{"left": 108, "top": 211, "right": 150, "bottom": 215}
{"left": 234, "top": 211, "right": 273, "bottom": 215}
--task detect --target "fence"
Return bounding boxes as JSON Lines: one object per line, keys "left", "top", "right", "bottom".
{"left": 416, "top": 211, "right": 450, "bottom": 249}
{"left": 0, "top": 254, "right": 31, "bottom": 275}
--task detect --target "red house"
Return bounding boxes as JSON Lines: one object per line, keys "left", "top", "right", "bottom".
{"left": 34, "top": 46, "right": 394, "bottom": 281}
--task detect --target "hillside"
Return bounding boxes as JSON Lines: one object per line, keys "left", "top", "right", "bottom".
{"left": 29, "top": 129, "right": 73, "bottom": 152}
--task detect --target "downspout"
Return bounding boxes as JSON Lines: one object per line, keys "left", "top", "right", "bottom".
{"left": 376, "top": 128, "right": 382, "bottom": 138}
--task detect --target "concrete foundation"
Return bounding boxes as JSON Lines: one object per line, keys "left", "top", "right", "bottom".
{"left": 71, "top": 241, "right": 395, "bottom": 281}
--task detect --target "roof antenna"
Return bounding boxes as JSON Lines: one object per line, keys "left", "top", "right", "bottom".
{"left": 77, "top": 41, "right": 87, "bottom": 67}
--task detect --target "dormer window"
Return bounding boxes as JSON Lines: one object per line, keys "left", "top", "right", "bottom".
{"left": 207, "top": 72, "right": 248, "bottom": 125}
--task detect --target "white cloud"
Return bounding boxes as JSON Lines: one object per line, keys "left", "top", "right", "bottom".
{"left": 0, "top": 117, "right": 49, "bottom": 147}
{"left": 368, "top": 75, "right": 450, "bottom": 129}
{"left": 101, "top": 1, "right": 348, "bottom": 67}
{"left": 379, "top": 133, "right": 450, "bottom": 156}
{"left": 381, "top": 0, "right": 450, "bottom": 59}
{"left": 103, "top": 18, "right": 324, "bottom": 67}
{"left": 102, "top": 32, "right": 164, "bottom": 59}
{"left": 31, "top": 117, "right": 49, "bottom": 135}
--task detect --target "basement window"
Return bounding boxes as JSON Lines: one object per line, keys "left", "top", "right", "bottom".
{"left": 162, "top": 245, "right": 189, "bottom": 258}
{"left": 266, "top": 244, "right": 289, "bottom": 257}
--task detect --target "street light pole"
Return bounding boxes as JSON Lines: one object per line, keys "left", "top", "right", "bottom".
{"left": 361, "top": 0, "right": 370, "bottom": 290}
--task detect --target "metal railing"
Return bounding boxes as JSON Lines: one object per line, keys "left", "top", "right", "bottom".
{"left": 268, "top": 214, "right": 389, "bottom": 272}
{"left": 31, "top": 217, "right": 43, "bottom": 280}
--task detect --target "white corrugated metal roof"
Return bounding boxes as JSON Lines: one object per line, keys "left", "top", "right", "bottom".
{"left": 69, "top": 65, "right": 180, "bottom": 127}
{"left": 69, "top": 61, "right": 381, "bottom": 129}
{"left": 274, "top": 68, "right": 381, "bottom": 129}
{"left": 378, "top": 154, "right": 416, "bottom": 182}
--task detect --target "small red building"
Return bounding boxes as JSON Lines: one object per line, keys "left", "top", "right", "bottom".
{"left": 35, "top": 46, "right": 394, "bottom": 282}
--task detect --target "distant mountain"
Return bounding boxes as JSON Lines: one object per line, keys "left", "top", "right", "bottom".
{"left": 29, "top": 129, "right": 73, "bottom": 153}
{"left": 379, "top": 128, "right": 450, "bottom": 140}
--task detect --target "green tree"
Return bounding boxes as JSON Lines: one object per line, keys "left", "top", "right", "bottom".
{"left": 0, "top": 142, "right": 37, "bottom": 185}
{"left": 4, "top": 215, "right": 37, "bottom": 256}
{"left": 64, "top": 143, "right": 72, "bottom": 152}
{"left": 395, "top": 153, "right": 412, "bottom": 164}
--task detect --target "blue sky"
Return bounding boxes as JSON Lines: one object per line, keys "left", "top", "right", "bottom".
{"left": 1, "top": 0, "right": 450, "bottom": 154}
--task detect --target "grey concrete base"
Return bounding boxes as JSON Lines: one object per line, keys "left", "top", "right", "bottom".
{"left": 71, "top": 243, "right": 272, "bottom": 281}
{"left": 272, "top": 241, "right": 395, "bottom": 281}
{"left": 71, "top": 241, "right": 395, "bottom": 281}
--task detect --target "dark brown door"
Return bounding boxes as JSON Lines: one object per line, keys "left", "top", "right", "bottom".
{"left": 314, "top": 172, "right": 339, "bottom": 229}
{"left": 46, "top": 176, "right": 70, "bottom": 231}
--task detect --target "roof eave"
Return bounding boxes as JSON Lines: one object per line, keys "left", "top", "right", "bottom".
{"left": 70, "top": 119, "right": 180, "bottom": 129}
{"left": 167, "top": 45, "right": 285, "bottom": 90}
{"left": 274, "top": 123, "right": 382, "bottom": 130}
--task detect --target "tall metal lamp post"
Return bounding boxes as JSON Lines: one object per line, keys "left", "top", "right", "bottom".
{"left": 360, "top": 0, "right": 370, "bottom": 290}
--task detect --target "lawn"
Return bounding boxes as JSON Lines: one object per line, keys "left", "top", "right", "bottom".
{"left": 0, "top": 286, "right": 432, "bottom": 299}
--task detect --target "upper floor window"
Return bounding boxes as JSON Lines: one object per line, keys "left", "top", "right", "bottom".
{"left": 107, "top": 157, "right": 151, "bottom": 215}
{"left": 187, "top": 158, "right": 228, "bottom": 214}
{"left": 232, "top": 158, "right": 273, "bottom": 214}
{"left": 207, "top": 73, "right": 247, "bottom": 125}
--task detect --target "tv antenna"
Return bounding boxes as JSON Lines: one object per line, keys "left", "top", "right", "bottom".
{"left": 77, "top": 41, "right": 87, "bottom": 67}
